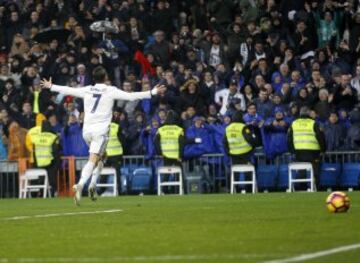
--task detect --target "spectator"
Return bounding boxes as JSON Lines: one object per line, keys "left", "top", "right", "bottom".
{"left": 184, "top": 116, "right": 215, "bottom": 159}
{"left": 295, "top": 87, "right": 312, "bottom": 109}
{"left": 254, "top": 88, "right": 274, "bottom": 119}
{"left": 215, "top": 79, "right": 245, "bottom": 116}
{"left": 8, "top": 101, "right": 36, "bottom": 130}
{"left": 178, "top": 79, "right": 207, "bottom": 115}
{"left": 344, "top": 109, "right": 360, "bottom": 150}
{"left": 1, "top": 79, "right": 21, "bottom": 109}
{"left": 291, "top": 20, "right": 315, "bottom": 58}
{"left": 338, "top": 109, "right": 351, "bottom": 129}
{"left": 204, "top": 33, "right": 227, "bottom": 69}
{"left": 147, "top": 30, "right": 171, "bottom": 68}
{"left": 273, "top": 64, "right": 291, "bottom": 88}
{"left": 151, "top": 0, "right": 173, "bottom": 36}
{"left": 60, "top": 114, "right": 88, "bottom": 157}
{"left": 351, "top": 65, "right": 360, "bottom": 104}
{"left": 75, "top": 64, "right": 91, "bottom": 87}
{"left": 1, "top": 0, "right": 360, "bottom": 163}
{"left": 272, "top": 93, "right": 286, "bottom": 111}
{"left": 263, "top": 107, "right": 290, "bottom": 159}
{"left": 141, "top": 118, "right": 160, "bottom": 159}
{"left": 48, "top": 112, "right": 62, "bottom": 134}
{"left": 314, "top": 11, "right": 340, "bottom": 48}
{"left": 323, "top": 111, "right": 346, "bottom": 151}
{"left": 289, "top": 70, "right": 305, "bottom": 97}
{"left": 243, "top": 103, "right": 264, "bottom": 146}
{"left": 5, "top": 11, "right": 22, "bottom": 50}
{"left": 314, "top": 88, "right": 332, "bottom": 123}
{"left": 7, "top": 121, "right": 28, "bottom": 161}
{"left": 0, "top": 110, "right": 8, "bottom": 160}
{"left": 127, "top": 112, "right": 146, "bottom": 155}
{"left": 242, "top": 84, "right": 256, "bottom": 106}
{"left": 332, "top": 74, "right": 358, "bottom": 111}
{"left": 117, "top": 81, "right": 139, "bottom": 121}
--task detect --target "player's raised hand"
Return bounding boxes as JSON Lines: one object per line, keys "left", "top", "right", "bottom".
{"left": 40, "top": 77, "right": 52, "bottom": 89}
{"left": 153, "top": 84, "right": 166, "bottom": 96}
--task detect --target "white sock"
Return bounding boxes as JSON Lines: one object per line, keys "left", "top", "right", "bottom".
{"left": 90, "top": 161, "right": 104, "bottom": 188}
{"left": 78, "top": 161, "right": 96, "bottom": 188}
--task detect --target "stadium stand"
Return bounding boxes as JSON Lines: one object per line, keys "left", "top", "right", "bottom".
{"left": 0, "top": 1, "right": 360, "bottom": 196}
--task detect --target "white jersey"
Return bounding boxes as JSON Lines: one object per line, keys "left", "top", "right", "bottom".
{"left": 51, "top": 83, "right": 152, "bottom": 135}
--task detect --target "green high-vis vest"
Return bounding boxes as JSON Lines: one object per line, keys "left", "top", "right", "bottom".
{"left": 225, "top": 123, "right": 252, "bottom": 155}
{"left": 106, "top": 123, "right": 123, "bottom": 156}
{"left": 31, "top": 132, "right": 57, "bottom": 167}
{"left": 157, "top": 125, "right": 183, "bottom": 159}
{"left": 292, "top": 118, "right": 320, "bottom": 150}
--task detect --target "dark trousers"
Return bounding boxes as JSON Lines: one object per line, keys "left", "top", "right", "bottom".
{"left": 161, "top": 158, "right": 183, "bottom": 194}
{"left": 230, "top": 154, "right": 251, "bottom": 165}
{"left": 295, "top": 151, "right": 321, "bottom": 189}
{"left": 35, "top": 159, "right": 59, "bottom": 197}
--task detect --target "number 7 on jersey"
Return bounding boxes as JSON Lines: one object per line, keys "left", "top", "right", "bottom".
{"left": 91, "top": 94, "right": 102, "bottom": 113}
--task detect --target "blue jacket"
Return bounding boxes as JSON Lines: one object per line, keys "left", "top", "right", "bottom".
{"left": 254, "top": 98, "right": 274, "bottom": 119}
{"left": 243, "top": 113, "right": 264, "bottom": 126}
{"left": 60, "top": 123, "right": 89, "bottom": 157}
{"left": 263, "top": 117, "right": 290, "bottom": 159}
{"left": 271, "top": 72, "right": 291, "bottom": 92}
{"left": 207, "top": 123, "right": 226, "bottom": 154}
{"left": 0, "top": 135, "right": 7, "bottom": 160}
{"left": 184, "top": 124, "right": 216, "bottom": 158}
{"left": 140, "top": 127, "right": 158, "bottom": 159}
{"left": 141, "top": 99, "right": 152, "bottom": 119}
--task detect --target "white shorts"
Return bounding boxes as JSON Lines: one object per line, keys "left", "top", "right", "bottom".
{"left": 83, "top": 132, "right": 109, "bottom": 155}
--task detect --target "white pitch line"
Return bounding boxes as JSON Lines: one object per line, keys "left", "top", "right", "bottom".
{"left": 263, "top": 243, "right": 360, "bottom": 263}
{"left": 3, "top": 209, "right": 123, "bottom": 221}
{"left": 1, "top": 253, "right": 287, "bottom": 263}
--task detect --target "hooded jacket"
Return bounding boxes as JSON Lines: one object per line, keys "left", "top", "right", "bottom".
{"left": 7, "top": 121, "right": 28, "bottom": 161}
{"left": 60, "top": 122, "right": 88, "bottom": 157}
{"left": 263, "top": 109, "right": 290, "bottom": 159}
{"left": 184, "top": 122, "right": 216, "bottom": 158}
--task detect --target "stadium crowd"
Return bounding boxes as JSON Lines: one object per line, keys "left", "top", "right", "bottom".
{"left": 0, "top": 0, "right": 360, "bottom": 162}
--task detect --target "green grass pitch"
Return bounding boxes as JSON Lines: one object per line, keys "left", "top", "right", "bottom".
{"left": 0, "top": 192, "right": 359, "bottom": 263}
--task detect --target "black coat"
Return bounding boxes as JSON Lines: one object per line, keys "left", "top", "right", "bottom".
{"left": 323, "top": 122, "right": 346, "bottom": 151}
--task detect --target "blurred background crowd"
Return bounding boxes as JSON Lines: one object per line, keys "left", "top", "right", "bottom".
{"left": 0, "top": 0, "right": 360, "bottom": 162}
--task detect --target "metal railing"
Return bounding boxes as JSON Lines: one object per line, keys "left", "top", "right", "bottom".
{"left": 0, "top": 151, "right": 359, "bottom": 198}
{"left": 0, "top": 161, "right": 18, "bottom": 198}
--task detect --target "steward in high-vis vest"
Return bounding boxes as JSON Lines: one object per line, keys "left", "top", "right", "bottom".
{"left": 25, "top": 113, "right": 47, "bottom": 163}
{"left": 30, "top": 120, "right": 60, "bottom": 196}
{"left": 92, "top": 117, "right": 125, "bottom": 196}
{"left": 287, "top": 106, "right": 325, "bottom": 188}
{"left": 223, "top": 111, "right": 260, "bottom": 164}
{"left": 154, "top": 111, "right": 185, "bottom": 166}
{"left": 106, "top": 122, "right": 123, "bottom": 157}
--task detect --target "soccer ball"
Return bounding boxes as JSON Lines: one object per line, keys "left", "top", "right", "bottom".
{"left": 326, "top": 191, "right": 350, "bottom": 213}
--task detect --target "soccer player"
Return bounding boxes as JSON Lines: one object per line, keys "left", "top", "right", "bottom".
{"left": 40, "top": 66, "right": 165, "bottom": 205}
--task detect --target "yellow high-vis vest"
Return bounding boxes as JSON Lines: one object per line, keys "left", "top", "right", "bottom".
{"left": 157, "top": 125, "right": 183, "bottom": 159}
{"left": 225, "top": 123, "right": 252, "bottom": 155}
{"left": 26, "top": 125, "right": 42, "bottom": 163}
{"left": 106, "top": 123, "right": 123, "bottom": 156}
{"left": 292, "top": 118, "right": 320, "bottom": 150}
{"left": 31, "top": 132, "right": 57, "bottom": 167}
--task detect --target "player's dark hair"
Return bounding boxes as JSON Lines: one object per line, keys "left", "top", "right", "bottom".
{"left": 92, "top": 66, "right": 107, "bottom": 83}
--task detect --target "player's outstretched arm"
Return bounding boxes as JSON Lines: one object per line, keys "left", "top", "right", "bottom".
{"left": 112, "top": 84, "right": 166, "bottom": 101}
{"left": 40, "top": 77, "right": 87, "bottom": 98}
